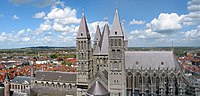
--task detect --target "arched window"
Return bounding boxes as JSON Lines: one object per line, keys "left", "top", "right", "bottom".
{"left": 126, "top": 72, "right": 133, "bottom": 89}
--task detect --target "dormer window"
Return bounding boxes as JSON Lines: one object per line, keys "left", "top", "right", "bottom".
{"left": 161, "top": 62, "right": 164, "bottom": 65}
{"left": 136, "top": 61, "right": 139, "bottom": 65}
{"left": 115, "top": 31, "right": 117, "bottom": 35}
{"left": 81, "top": 33, "right": 83, "bottom": 36}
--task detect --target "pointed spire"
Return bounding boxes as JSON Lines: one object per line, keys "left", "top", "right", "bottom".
{"left": 100, "top": 23, "right": 110, "bottom": 55}
{"left": 82, "top": 6, "right": 84, "bottom": 16}
{"left": 110, "top": 5, "right": 124, "bottom": 37}
{"left": 122, "top": 21, "right": 127, "bottom": 40}
{"left": 93, "top": 25, "right": 101, "bottom": 54}
{"left": 77, "top": 10, "right": 90, "bottom": 39}
{"left": 94, "top": 25, "right": 101, "bottom": 42}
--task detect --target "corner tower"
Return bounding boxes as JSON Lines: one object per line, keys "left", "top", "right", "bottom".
{"left": 76, "top": 11, "right": 92, "bottom": 96}
{"left": 108, "top": 8, "right": 126, "bottom": 96}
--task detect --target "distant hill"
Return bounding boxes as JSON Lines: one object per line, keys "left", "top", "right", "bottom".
{"left": 23, "top": 46, "right": 76, "bottom": 49}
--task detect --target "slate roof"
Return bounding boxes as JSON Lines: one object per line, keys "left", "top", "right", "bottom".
{"left": 11, "top": 76, "right": 31, "bottom": 84}
{"left": 110, "top": 9, "right": 124, "bottom": 37}
{"left": 77, "top": 12, "right": 90, "bottom": 39}
{"left": 30, "top": 86, "right": 76, "bottom": 96}
{"left": 99, "top": 24, "right": 110, "bottom": 55}
{"left": 94, "top": 25, "right": 101, "bottom": 42}
{"left": 125, "top": 51, "right": 180, "bottom": 70}
{"left": 87, "top": 81, "right": 109, "bottom": 96}
{"left": 35, "top": 71, "right": 77, "bottom": 83}
{"left": 12, "top": 91, "right": 27, "bottom": 96}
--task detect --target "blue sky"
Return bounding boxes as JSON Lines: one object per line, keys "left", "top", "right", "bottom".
{"left": 0, "top": 0, "right": 200, "bottom": 49}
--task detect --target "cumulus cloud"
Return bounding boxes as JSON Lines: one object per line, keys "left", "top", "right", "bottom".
{"left": 33, "top": 12, "right": 46, "bottom": 18}
{"left": 44, "top": 7, "right": 80, "bottom": 25}
{"left": 22, "top": 37, "right": 30, "bottom": 42}
{"left": 129, "top": 29, "right": 165, "bottom": 40}
{"left": 183, "top": 11, "right": 200, "bottom": 25}
{"left": 12, "top": 15, "right": 20, "bottom": 20}
{"left": 182, "top": 0, "right": 200, "bottom": 26}
{"left": 38, "top": 20, "right": 52, "bottom": 32}
{"left": 187, "top": 0, "right": 200, "bottom": 12}
{"left": 129, "top": 19, "right": 145, "bottom": 25}
{"left": 146, "top": 13, "right": 185, "bottom": 33}
{"left": 184, "top": 25, "right": 200, "bottom": 39}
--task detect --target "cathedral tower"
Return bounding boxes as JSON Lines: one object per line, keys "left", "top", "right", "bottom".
{"left": 108, "top": 8, "right": 126, "bottom": 96}
{"left": 76, "top": 10, "right": 92, "bottom": 95}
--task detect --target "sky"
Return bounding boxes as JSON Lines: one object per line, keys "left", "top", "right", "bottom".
{"left": 0, "top": 0, "right": 200, "bottom": 49}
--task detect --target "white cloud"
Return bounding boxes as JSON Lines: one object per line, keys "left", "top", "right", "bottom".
{"left": 43, "top": 35, "right": 52, "bottom": 43}
{"left": 38, "top": 20, "right": 52, "bottom": 32}
{"left": 22, "top": 37, "right": 30, "bottom": 42}
{"left": 33, "top": 12, "right": 46, "bottom": 18}
{"left": 44, "top": 7, "right": 80, "bottom": 25}
{"left": 129, "top": 29, "right": 165, "bottom": 40}
{"left": 146, "top": 13, "right": 185, "bottom": 33}
{"left": 182, "top": 0, "right": 200, "bottom": 26}
{"left": 17, "top": 29, "right": 26, "bottom": 36}
{"left": 187, "top": 0, "right": 200, "bottom": 12}
{"left": 129, "top": 19, "right": 145, "bottom": 25}
{"left": 184, "top": 25, "right": 200, "bottom": 39}
{"left": 183, "top": 11, "right": 200, "bottom": 25}
{"left": 12, "top": 15, "right": 20, "bottom": 20}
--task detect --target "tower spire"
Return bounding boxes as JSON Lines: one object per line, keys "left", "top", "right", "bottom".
{"left": 110, "top": 2, "right": 124, "bottom": 37}
{"left": 77, "top": 8, "right": 90, "bottom": 39}
{"left": 82, "top": 6, "right": 84, "bottom": 16}
{"left": 116, "top": 0, "right": 118, "bottom": 12}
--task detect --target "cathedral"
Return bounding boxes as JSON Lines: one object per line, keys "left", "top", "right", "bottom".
{"left": 2, "top": 6, "right": 198, "bottom": 96}
{"left": 76, "top": 8, "right": 195, "bottom": 96}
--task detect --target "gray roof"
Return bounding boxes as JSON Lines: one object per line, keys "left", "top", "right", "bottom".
{"left": 77, "top": 12, "right": 90, "bottom": 39}
{"left": 87, "top": 81, "right": 109, "bottom": 96}
{"left": 125, "top": 51, "right": 179, "bottom": 70}
{"left": 100, "top": 24, "right": 110, "bottom": 55}
{"left": 12, "top": 91, "right": 27, "bottom": 96}
{"left": 110, "top": 9, "right": 124, "bottom": 37}
{"left": 11, "top": 76, "right": 31, "bottom": 84}
{"left": 31, "top": 86, "right": 76, "bottom": 96}
{"left": 35, "top": 71, "right": 77, "bottom": 83}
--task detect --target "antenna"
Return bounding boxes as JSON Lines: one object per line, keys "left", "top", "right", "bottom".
{"left": 82, "top": 0, "right": 84, "bottom": 16}
{"left": 104, "top": 8, "right": 108, "bottom": 22}
{"left": 171, "top": 40, "right": 174, "bottom": 51}
{"left": 116, "top": 0, "right": 118, "bottom": 12}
